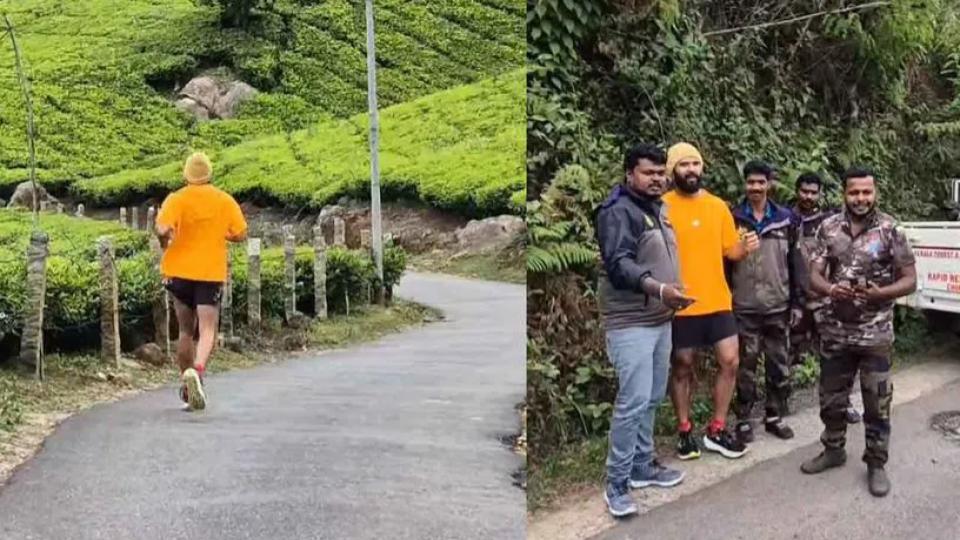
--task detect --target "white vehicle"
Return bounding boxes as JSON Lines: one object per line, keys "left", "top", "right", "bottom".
{"left": 898, "top": 179, "right": 960, "bottom": 331}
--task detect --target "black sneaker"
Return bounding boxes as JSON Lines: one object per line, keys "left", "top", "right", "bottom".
{"left": 735, "top": 421, "right": 754, "bottom": 444}
{"left": 703, "top": 428, "right": 749, "bottom": 459}
{"left": 676, "top": 430, "right": 701, "bottom": 460}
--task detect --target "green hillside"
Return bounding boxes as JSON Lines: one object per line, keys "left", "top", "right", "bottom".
{"left": 0, "top": 0, "right": 523, "bottom": 209}
{"left": 74, "top": 69, "right": 525, "bottom": 216}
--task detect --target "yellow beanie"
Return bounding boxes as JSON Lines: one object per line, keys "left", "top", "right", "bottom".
{"left": 666, "top": 142, "right": 703, "bottom": 175}
{"left": 183, "top": 152, "right": 212, "bottom": 184}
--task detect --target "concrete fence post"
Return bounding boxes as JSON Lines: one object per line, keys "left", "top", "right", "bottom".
{"left": 313, "top": 225, "right": 328, "bottom": 320}
{"left": 98, "top": 237, "right": 120, "bottom": 368}
{"left": 283, "top": 225, "right": 297, "bottom": 321}
{"left": 20, "top": 231, "right": 49, "bottom": 380}
{"left": 333, "top": 217, "right": 346, "bottom": 247}
{"left": 149, "top": 236, "right": 170, "bottom": 359}
{"left": 247, "top": 238, "right": 262, "bottom": 331}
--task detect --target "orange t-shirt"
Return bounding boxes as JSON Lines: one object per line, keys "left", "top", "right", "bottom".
{"left": 662, "top": 189, "right": 740, "bottom": 317}
{"left": 157, "top": 184, "right": 247, "bottom": 282}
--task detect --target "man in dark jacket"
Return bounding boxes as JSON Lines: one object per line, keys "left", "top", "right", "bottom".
{"left": 729, "top": 161, "right": 803, "bottom": 443}
{"left": 595, "top": 144, "right": 694, "bottom": 517}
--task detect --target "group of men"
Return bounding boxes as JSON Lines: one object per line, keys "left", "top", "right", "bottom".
{"left": 596, "top": 142, "right": 917, "bottom": 517}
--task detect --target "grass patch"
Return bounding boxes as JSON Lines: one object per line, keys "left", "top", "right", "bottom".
{"left": 527, "top": 436, "right": 607, "bottom": 514}
{"left": 410, "top": 250, "right": 525, "bottom": 284}
{"left": 309, "top": 302, "right": 440, "bottom": 348}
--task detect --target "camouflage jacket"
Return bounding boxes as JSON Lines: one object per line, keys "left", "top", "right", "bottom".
{"left": 810, "top": 209, "right": 916, "bottom": 347}
{"left": 792, "top": 206, "right": 840, "bottom": 310}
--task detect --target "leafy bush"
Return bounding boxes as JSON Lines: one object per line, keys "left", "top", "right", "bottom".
{"left": 73, "top": 71, "right": 525, "bottom": 216}
{"left": 0, "top": 210, "right": 407, "bottom": 358}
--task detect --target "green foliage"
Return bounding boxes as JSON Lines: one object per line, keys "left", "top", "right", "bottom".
{"left": 792, "top": 353, "right": 820, "bottom": 389}
{"left": 527, "top": 0, "right": 960, "bottom": 465}
{"left": 0, "top": 209, "right": 407, "bottom": 357}
{"left": 0, "top": 0, "right": 523, "bottom": 202}
{"left": 74, "top": 71, "right": 526, "bottom": 216}
{"left": 199, "top": 0, "right": 275, "bottom": 29}
{"left": 0, "top": 377, "right": 23, "bottom": 431}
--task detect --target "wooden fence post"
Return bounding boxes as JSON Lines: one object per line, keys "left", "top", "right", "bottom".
{"left": 119, "top": 208, "right": 127, "bottom": 228}
{"left": 313, "top": 225, "right": 328, "bottom": 320}
{"left": 20, "top": 230, "right": 48, "bottom": 379}
{"left": 248, "top": 238, "right": 261, "bottom": 331}
{"left": 283, "top": 225, "right": 297, "bottom": 321}
{"left": 149, "top": 236, "right": 169, "bottom": 359}
{"left": 98, "top": 237, "right": 120, "bottom": 367}
{"left": 131, "top": 206, "right": 140, "bottom": 230}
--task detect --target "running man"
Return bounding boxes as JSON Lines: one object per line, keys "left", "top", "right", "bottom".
{"left": 662, "top": 142, "right": 759, "bottom": 460}
{"left": 156, "top": 152, "right": 247, "bottom": 411}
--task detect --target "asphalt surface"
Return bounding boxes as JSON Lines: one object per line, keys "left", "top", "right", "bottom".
{"left": 594, "top": 380, "right": 960, "bottom": 540}
{"left": 0, "top": 273, "right": 526, "bottom": 540}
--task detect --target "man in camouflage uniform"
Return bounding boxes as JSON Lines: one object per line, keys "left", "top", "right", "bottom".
{"left": 801, "top": 167, "right": 916, "bottom": 498}
{"left": 790, "top": 172, "right": 861, "bottom": 424}
{"left": 729, "top": 161, "right": 803, "bottom": 443}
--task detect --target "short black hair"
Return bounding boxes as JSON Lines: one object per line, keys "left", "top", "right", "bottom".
{"left": 624, "top": 144, "right": 666, "bottom": 172}
{"left": 742, "top": 160, "right": 773, "bottom": 180}
{"left": 842, "top": 166, "right": 876, "bottom": 188}
{"left": 795, "top": 172, "right": 823, "bottom": 191}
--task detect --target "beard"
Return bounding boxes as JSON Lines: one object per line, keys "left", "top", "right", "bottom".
{"left": 798, "top": 199, "right": 816, "bottom": 211}
{"left": 674, "top": 172, "right": 701, "bottom": 194}
{"left": 846, "top": 200, "right": 875, "bottom": 217}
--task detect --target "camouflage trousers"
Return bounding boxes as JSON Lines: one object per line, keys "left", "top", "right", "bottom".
{"left": 734, "top": 311, "right": 791, "bottom": 420}
{"left": 819, "top": 341, "right": 893, "bottom": 466}
{"left": 790, "top": 306, "right": 818, "bottom": 366}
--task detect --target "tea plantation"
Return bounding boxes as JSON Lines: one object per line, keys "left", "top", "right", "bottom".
{"left": 73, "top": 69, "right": 524, "bottom": 216}
{"left": 0, "top": 0, "right": 523, "bottom": 215}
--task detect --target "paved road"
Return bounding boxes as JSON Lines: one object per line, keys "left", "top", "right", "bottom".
{"left": 595, "top": 380, "right": 960, "bottom": 540}
{"left": 0, "top": 273, "right": 525, "bottom": 540}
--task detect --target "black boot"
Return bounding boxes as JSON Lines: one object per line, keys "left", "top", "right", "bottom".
{"left": 764, "top": 417, "right": 794, "bottom": 440}
{"left": 868, "top": 465, "right": 891, "bottom": 497}
{"left": 801, "top": 449, "right": 846, "bottom": 474}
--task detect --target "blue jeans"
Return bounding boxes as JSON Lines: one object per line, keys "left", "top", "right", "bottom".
{"left": 605, "top": 323, "right": 672, "bottom": 483}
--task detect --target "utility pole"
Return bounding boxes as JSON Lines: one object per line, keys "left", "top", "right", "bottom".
{"left": 4, "top": 15, "right": 39, "bottom": 227}
{"left": 364, "top": 0, "right": 385, "bottom": 304}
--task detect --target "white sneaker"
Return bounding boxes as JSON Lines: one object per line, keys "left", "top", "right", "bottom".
{"left": 182, "top": 368, "right": 206, "bottom": 411}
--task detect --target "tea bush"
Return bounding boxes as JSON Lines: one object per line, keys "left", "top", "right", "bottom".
{"left": 0, "top": 210, "right": 407, "bottom": 357}
{"left": 73, "top": 71, "right": 525, "bottom": 216}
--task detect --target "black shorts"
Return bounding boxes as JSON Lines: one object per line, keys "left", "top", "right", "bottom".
{"left": 164, "top": 278, "right": 223, "bottom": 309}
{"left": 672, "top": 311, "right": 738, "bottom": 350}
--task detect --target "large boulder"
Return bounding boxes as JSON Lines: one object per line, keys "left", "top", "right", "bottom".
{"left": 176, "top": 76, "right": 258, "bottom": 121}
{"left": 179, "top": 76, "right": 220, "bottom": 112}
{"left": 174, "top": 97, "right": 210, "bottom": 121}
{"left": 215, "top": 81, "right": 258, "bottom": 119}
{"left": 455, "top": 215, "right": 525, "bottom": 254}
{"left": 6, "top": 181, "right": 58, "bottom": 209}
{"left": 133, "top": 342, "right": 166, "bottom": 367}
